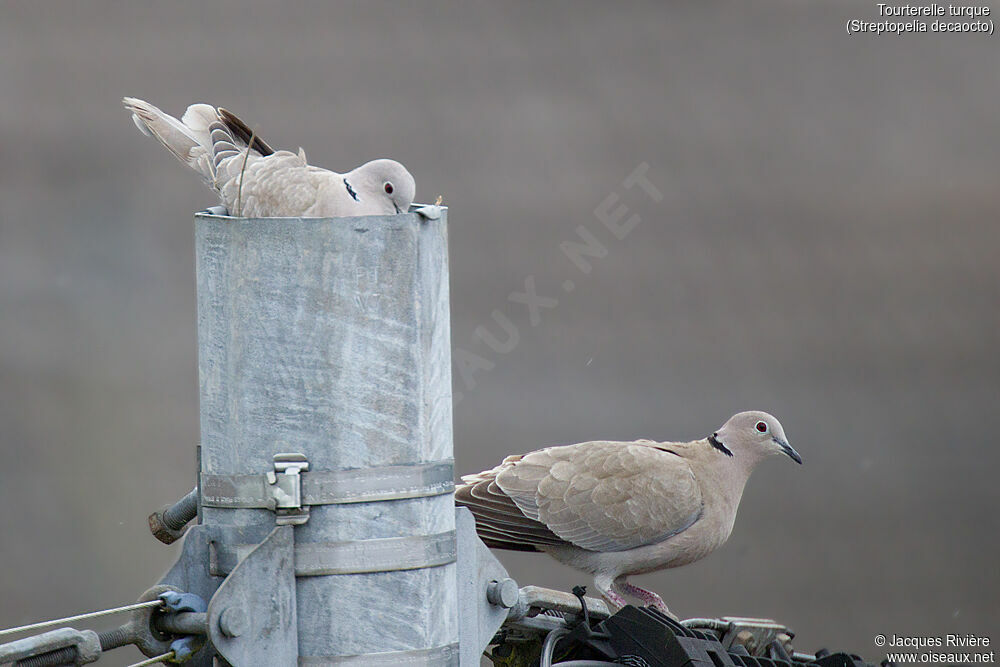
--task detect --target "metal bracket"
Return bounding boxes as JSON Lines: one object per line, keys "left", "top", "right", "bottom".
{"left": 720, "top": 616, "right": 794, "bottom": 656}
{"left": 267, "top": 453, "right": 310, "bottom": 525}
{"left": 455, "top": 507, "right": 516, "bottom": 666}
{"left": 158, "top": 524, "right": 277, "bottom": 667}
{"left": 207, "top": 525, "right": 298, "bottom": 667}
{"left": 684, "top": 616, "right": 795, "bottom": 656}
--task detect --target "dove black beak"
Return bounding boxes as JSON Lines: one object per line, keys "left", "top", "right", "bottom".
{"left": 393, "top": 201, "right": 401, "bottom": 214}
{"left": 774, "top": 437, "right": 802, "bottom": 464}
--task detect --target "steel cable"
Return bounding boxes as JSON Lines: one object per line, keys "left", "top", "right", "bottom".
{"left": 0, "top": 600, "right": 163, "bottom": 639}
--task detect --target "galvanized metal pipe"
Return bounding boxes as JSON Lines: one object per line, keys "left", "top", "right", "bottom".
{"left": 195, "top": 211, "right": 456, "bottom": 663}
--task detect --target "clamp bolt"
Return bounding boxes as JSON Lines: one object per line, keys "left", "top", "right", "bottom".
{"left": 218, "top": 607, "right": 248, "bottom": 638}
{"left": 486, "top": 578, "right": 519, "bottom": 608}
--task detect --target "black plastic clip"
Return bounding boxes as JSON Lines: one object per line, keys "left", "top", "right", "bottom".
{"left": 564, "top": 584, "right": 612, "bottom": 651}
{"left": 571, "top": 586, "right": 591, "bottom": 628}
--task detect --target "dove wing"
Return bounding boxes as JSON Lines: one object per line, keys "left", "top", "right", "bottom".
{"left": 495, "top": 441, "right": 703, "bottom": 552}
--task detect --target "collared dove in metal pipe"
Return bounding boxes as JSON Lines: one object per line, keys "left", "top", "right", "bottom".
{"left": 455, "top": 411, "right": 802, "bottom": 616}
{"left": 123, "top": 98, "right": 415, "bottom": 217}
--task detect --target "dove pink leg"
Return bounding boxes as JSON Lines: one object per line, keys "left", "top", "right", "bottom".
{"left": 615, "top": 577, "right": 677, "bottom": 619}
{"left": 594, "top": 574, "right": 629, "bottom": 610}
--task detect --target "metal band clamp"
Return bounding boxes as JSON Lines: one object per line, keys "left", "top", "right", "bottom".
{"left": 200, "top": 460, "right": 454, "bottom": 510}
{"left": 298, "top": 642, "right": 459, "bottom": 665}
{"left": 210, "top": 530, "right": 457, "bottom": 577}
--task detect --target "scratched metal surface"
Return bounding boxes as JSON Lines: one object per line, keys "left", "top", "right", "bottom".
{"left": 195, "top": 212, "right": 456, "bottom": 660}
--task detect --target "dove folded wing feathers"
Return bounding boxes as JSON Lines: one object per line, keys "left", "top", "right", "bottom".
{"left": 460, "top": 442, "right": 703, "bottom": 553}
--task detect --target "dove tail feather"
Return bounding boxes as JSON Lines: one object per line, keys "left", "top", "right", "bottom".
{"left": 209, "top": 122, "right": 241, "bottom": 173}
{"left": 123, "top": 97, "right": 200, "bottom": 167}
{"left": 124, "top": 97, "right": 221, "bottom": 184}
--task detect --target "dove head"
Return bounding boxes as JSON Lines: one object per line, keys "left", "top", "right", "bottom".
{"left": 711, "top": 411, "right": 801, "bottom": 467}
{"left": 354, "top": 159, "right": 416, "bottom": 215}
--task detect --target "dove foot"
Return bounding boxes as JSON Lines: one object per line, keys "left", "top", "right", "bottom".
{"left": 615, "top": 577, "right": 678, "bottom": 620}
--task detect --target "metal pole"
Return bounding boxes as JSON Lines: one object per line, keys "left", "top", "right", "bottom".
{"left": 194, "top": 209, "right": 457, "bottom": 663}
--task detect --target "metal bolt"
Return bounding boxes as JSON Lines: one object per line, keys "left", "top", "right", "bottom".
{"left": 148, "top": 488, "right": 199, "bottom": 545}
{"left": 218, "top": 607, "right": 248, "bottom": 638}
{"left": 486, "top": 578, "right": 519, "bottom": 608}
{"left": 736, "top": 629, "right": 755, "bottom": 645}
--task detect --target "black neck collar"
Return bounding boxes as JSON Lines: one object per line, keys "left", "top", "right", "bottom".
{"left": 708, "top": 433, "right": 733, "bottom": 457}
{"left": 343, "top": 178, "right": 359, "bottom": 202}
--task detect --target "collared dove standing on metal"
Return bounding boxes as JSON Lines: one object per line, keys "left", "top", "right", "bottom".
{"left": 455, "top": 411, "right": 802, "bottom": 616}
{"left": 123, "top": 97, "right": 415, "bottom": 217}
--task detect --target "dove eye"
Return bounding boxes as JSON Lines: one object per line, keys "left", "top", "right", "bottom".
{"left": 755, "top": 421, "right": 768, "bottom": 433}
{"left": 384, "top": 182, "right": 394, "bottom": 195}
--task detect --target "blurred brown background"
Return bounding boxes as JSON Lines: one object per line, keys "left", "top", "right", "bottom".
{"left": 1, "top": 2, "right": 998, "bottom": 664}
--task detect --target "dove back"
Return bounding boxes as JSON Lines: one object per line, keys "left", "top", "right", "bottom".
{"left": 192, "top": 211, "right": 456, "bottom": 664}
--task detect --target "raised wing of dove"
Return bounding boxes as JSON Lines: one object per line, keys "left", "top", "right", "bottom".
{"left": 123, "top": 97, "right": 415, "bottom": 217}
{"left": 455, "top": 410, "right": 802, "bottom": 616}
